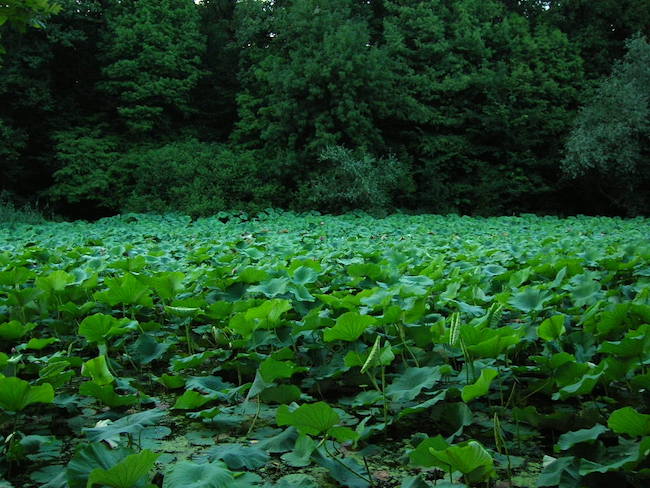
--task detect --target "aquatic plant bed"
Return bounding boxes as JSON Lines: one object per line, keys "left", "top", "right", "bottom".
{"left": 1, "top": 212, "right": 649, "bottom": 487}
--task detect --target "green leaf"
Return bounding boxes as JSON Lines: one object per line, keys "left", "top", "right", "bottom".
{"left": 386, "top": 367, "right": 441, "bottom": 402}
{"left": 509, "top": 287, "right": 551, "bottom": 312}
{"left": 81, "top": 356, "right": 114, "bottom": 386}
{"left": 164, "top": 306, "right": 200, "bottom": 318}
{"left": 0, "top": 320, "right": 36, "bottom": 340}
{"left": 0, "top": 377, "right": 54, "bottom": 412}
{"left": 67, "top": 444, "right": 135, "bottom": 488}
{"left": 35, "top": 270, "right": 74, "bottom": 293}
{"left": 79, "top": 382, "right": 139, "bottom": 408}
{"left": 148, "top": 272, "right": 185, "bottom": 301}
{"left": 578, "top": 437, "right": 646, "bottom": 475}
{"left": 536, "top": 457, "right": 579, "bottom": 487}
{"left": 288, "top": 283, "right": 316, "bottom": 302}
{"left": 466, "top": 329, "right": 521, "bottom": 358}
{"left": 281, "top": 434, "right": 316, "bottom": 467}
{"left": 255, "top": 428, "right": 298, "bottom": 454}
{"left": 157, "top": 374, "right": 186, "bottom": 389}
{"left": 25, "top": 337, "right": 59, "bottom": 350}
{"left": 229, "top": 299, "right": 292, "bottom": 337}
{"left": 83, "top": 409, "right": 165, "bottom": 443}
{"left": 312, "top": 447, "right": 370, "bottom": 488}
{"left": 556, "top": 424, "right": 608, "bottom": 451}
{"left": 428, "top": 441, "right": 496, "bottom": 483}
{"left": 537, "top": 315, "right": 566, "bottom": 341}
{"left": 129, "top": 334, "right": 170, "bottom": 365}
{"left": 323, "top": 312, "right": 376, "bottom": 342}
{"left": 173, "top": 390, "right": 213, "bottom": 410}
{"left": 552, "top": 363, "right": 606, "bottom": 400}
{"left": 259, "top": 358, "right": 301, "bottom": 383}
{"left": 78, "top": 314, "right": 131, "bottom": 345}
{"left": 162, "top": 461, "right": 234, "bottom": 488}
{"left": 260, "top": 385, "right": 301, "bottom": 404}
{"left": 568, "top": 277, "right": 601, "bottom": 307}
{"left": 87, "top": 449, "right": 159, "bottom": 488}
{"left": 401, "top": 475, "right": 441, "bottom": 488}
{"left": 292, "top": 266, "right": 319, "bottom": 285}
{"left": 608, "top": 407, "right": 650, "bottom": 436}
{"left": 274, "top": 474, "right": 320, "bottom": 488}
{"left": 329, "top": 426, "right": 360, "bottom": 443}
{"left": 205, "top": 443, "right": 270, "bottom": 470}
{"left": 248, "top": 277, "right": 289, "bottom": 298}
{"left": 235, "top": 267, "right": 270, "bottom": 284}
{"left": 94, "top": 274, "right": 153, "bottom": 307}
{"left": 276, "top": 402, "right": 340, "bottom": 436}
{"left": 461, "top": 368, "right": 498, "bottom": 403}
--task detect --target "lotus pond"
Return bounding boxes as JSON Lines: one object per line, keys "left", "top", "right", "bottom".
{"left": 1, "top": 211, "right": 649, "bottom": 488}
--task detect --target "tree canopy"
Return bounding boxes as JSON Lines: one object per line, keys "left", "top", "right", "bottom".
{"left": 1, "top": 0, "right": 649, "bottom": 217}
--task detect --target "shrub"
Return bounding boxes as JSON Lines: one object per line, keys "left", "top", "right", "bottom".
{"left": 0, "top": 191, "right": 46, "bottom": 224}
{"left": 122, "top": 140, "right": 281, "bottom": 217}
{"left": 297, "top": 145, "right": 412, "bottom": 214}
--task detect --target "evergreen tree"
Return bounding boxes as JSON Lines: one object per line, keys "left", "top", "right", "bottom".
{"left": 0, "top": 0, "right": 105, "bottom": 198}
{"left": 233, "top": 0, "right": 396, "bottom": 204}
{"left": 547, "top": 0, "right": 650, "bottom": 78}
{"left": 194, "top": 0, "right": 240, "bottom": 140}
{"left": 381, "top": 0, "right": 584, "bottom": 213}
{"left": 99, "top": 0, "right": 206, "bottom": 134}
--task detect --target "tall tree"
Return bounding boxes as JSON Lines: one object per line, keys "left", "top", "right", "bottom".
{"left": 563, "top": 35, "right": 650, "bottom": 214}
{"left": 99, "top": 0, "right": 206, "bottom": 134}
{"left": 233, "top": 0, "right": 395, "bottom": 202}
{"left": 547, "top": 0, "right": 650, "bottom": 78}
{"left": 0, "top": 0, "right": 105, "bottom": 198}
{"left": 380, "top": 0, "right": 584, "bottom": 213}
{"left": 193, "top": 0, "right": 240, "bottom": 140}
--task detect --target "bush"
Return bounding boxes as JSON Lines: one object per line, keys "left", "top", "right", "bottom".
{"left": 122, "top": 140, "right": 281, "bottom": 217}
{"left": 0, "top": 191, "right": 46, "bottom": 224}
{"left": 51, "top": 129, "right": 283, "bottom": 217}
{"left": 297, "top": 145, "right": 412, "bottom": 214}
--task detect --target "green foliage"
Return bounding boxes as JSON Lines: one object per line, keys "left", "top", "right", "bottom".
{"left": 556, "top": 424, "right": 609, "bottom": 451}
{"left": 121, "top": 140, "right": 280, "bottom": 216}
{"left": 0, "top": 192, "right": 45, "bottom": 224}
{"left": 323, "top": 311, "right": 377, "bottom": 342}
{"left": 608, "top": 407, "right": 650, "bottom": 437}
{"left": 50, "top": 126, "right": 125, "bottom": 209}
{"left": 163, "top": 461, "right": 235, "bottom": 488}
{"left": 548, "top": 0, "right": 650, "bottom": 78}
{"left": 67, "top": 444, "right": 137, "bottom": 488}
{"left": 563, "top": 35, "right": 650, "bottom": 213}
{"left": 298, "top": 145, "right": 412, "bottom": 213}
{"left": 461, "top": 368, "right": 498, "bottom": 403}
{"left": 424, "top": 440, "right": 496, "bottom": 484}
{"left": 382, "top": 0, "right": 585, "bottom": 214}
{"left": 537, "top": 315, "right": 566, "bottom": 341}
{"left": 0, "top": 0, "right": 60, "bottom": 31}
{"left": 0, "top": 376, "right": 54, "bottom": 412}
{"left": 0, "top": 0, "right": 647, "bottom": 216}
{"left": 276, "top": 402, "right": 340, "bottom": 436}
{"left": 233, "top": 0, "right": 394, "bottom": 188}
{"left": 99, "top": 0, "right": 205, "bottom": 133}
{"left": 0, "top": 0, "right": 61, "bottom": 58}
{"left": 87, "top": 449, "right": 159, "bottom": 488}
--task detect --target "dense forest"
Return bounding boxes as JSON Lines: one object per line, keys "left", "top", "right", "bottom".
{"left": 1, "top": 0, "right": 649, "bottom": 218}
